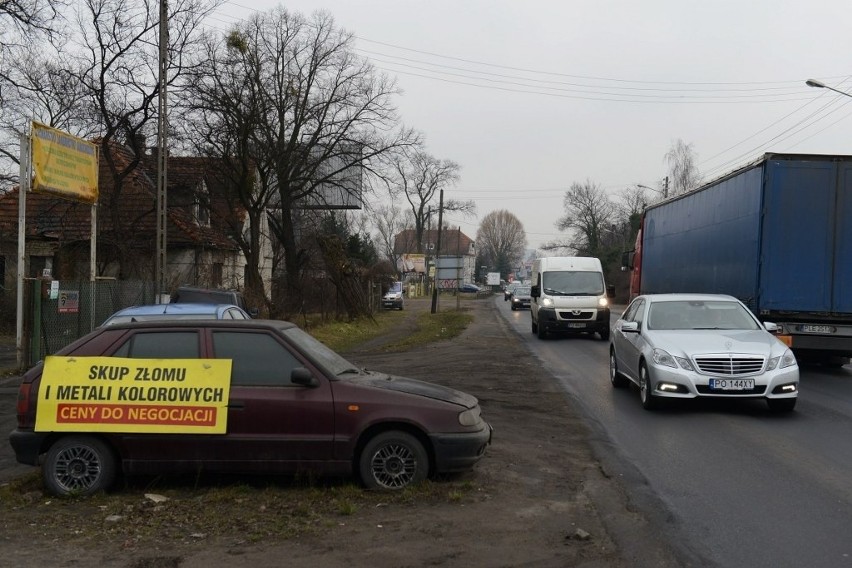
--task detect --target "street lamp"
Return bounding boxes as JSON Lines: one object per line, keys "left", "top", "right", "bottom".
{"left": 637, "top": 183, "right": 667, "bottom": 199}
{"left": 806, "top": 79, "right": 852, "bottom": 99}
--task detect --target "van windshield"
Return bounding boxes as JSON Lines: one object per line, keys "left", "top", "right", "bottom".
{"left": 389, "top": 282, "right": 403, "bottom": 293}
{"left": 542, "top": 271, "right": 604, "bottom": 295}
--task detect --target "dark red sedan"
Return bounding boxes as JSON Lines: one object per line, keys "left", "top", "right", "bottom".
{"left": 10, "top": 320, "right": 491, "bottom": 496}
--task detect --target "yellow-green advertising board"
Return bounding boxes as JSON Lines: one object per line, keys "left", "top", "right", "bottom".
{"left": 31, "top": 122, "right": 99, "bottom": 204}
{"left": 35, "top": 356, "right": 232, "bottom": 434}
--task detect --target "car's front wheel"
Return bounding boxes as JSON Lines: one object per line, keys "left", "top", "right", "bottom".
{"left": 639, "top": 363, "right": 659, "bottom": 410}
{"left": 43, "top": 435, "right": 117, "bottom": 496}
{"left": 359, "top": 431, "right": 429, "bottom": 490}
{"left": 609, "top": 348, "right": 628, "bottom": 388}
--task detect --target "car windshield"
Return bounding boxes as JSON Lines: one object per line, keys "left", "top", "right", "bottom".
{"left": 541, "top": 271, "right": 604, "bottom": 295}
{"left": 514, "top": 287, "right": 531, "bottom": 296}
{"left": 281, "top": 326, "right": 360, "bottom": 376}
{"left": 389, "top": 282, "right": 402, "bottom": 293}
{"left": 647, "top": 300, "right": 761, "bottom": 331}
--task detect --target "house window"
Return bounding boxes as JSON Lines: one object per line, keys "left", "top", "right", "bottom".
{"left": 194, "top": 180, "right": 210, "bottom": 226}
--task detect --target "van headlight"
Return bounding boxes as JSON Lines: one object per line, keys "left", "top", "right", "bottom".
{"left": 598, "top": 296, "right": 609, "bottom": 307}
{"left": 541, "top": 298, "right": 553, "bottom": 307}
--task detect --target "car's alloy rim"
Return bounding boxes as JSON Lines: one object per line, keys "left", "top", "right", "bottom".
{"left": 640, "top": 369, "right": 648, "bottom": 401}
{"left": 55, "top": 446, "right": 101, "bottom": 491}
{"left": 370, "top": 442, "right": 418, "bottom": 489}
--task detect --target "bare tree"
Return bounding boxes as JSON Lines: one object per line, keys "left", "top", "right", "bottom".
{"left": 555, "top": 180, "right": 615, "bottom": 257}
{"left": 475, "top": 210, "right": 526, "bottom": 279}
{"left": 69, "top": 0, "right": 219, "bottom": 278}
{"left": 183, "top": 8, "right": 416, "bottom": 315}
{"left": 387, "top": 144, "right": 474, "bottom": 253}
{"left": 367, "top": 202, "right": 408, "bottom": 271}
{"left": 665, "top": 138, "right": 702, "bottom": 196}
{"left": 0, "top": 0, "right": 66, "bottom": 60}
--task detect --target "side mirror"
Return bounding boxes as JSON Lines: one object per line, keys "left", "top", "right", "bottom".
{"left": 530, "top": 285, "right": 540, "bottom": 299}
{"left": 620, "top": 321, "right": 640, "bottom": 333}
{"left": 764, "top": 322, "right": 779, "bottom": 333}
{"left": 291, "top": 367, "right": 319, "bottom": 387}
{"left": 606, "top": 285, "right": 616, "bottom": 299}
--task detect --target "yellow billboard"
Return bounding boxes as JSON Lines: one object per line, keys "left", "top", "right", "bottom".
{"left": 31, "top": 122, "right": 99, "bottom": 204}
{"left": 35, "top": 356, "right": 232, "bottom": 434}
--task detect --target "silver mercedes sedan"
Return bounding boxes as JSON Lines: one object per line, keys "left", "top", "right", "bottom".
{"left": 609, "top": 294, "right": 799, "bottom": 412}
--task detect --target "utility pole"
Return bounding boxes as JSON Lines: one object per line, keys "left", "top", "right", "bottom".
{"left": 430, "top": 190, "right": 444, "bottom": 314}
{"left": 154, "top": 0, "right": 169, "bottom": 303}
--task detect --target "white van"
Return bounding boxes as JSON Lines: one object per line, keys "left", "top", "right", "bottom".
{"left": 530, "top": 257, "right": 615, "bottom": 340}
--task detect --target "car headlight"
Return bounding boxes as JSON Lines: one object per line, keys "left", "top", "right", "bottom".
{"left": 652, "top": 348, "right": 678, "bottom": 369}
{"left": 598, "top": 296, "right": 609, "bottom": 307}
{"left": 674, "top": 356, "right": 694, "bottom": 371}
{"left": 767, "top": 349, "right": 797, "bottom": 370}
{"left": 458, "top": 407, "right": 482, "bottom": 426}
{"left": 541, "top": 298, "right": 553, "bottom": 307}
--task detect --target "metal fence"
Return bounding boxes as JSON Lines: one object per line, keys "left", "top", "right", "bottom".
{"left": 24, "top": 279, "right": 155, "bottom": 367}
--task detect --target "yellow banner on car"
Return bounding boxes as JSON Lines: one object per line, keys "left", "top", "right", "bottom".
{"left": 35, "top": 356, "right": 232, "bottom": 434}
{"left": 31, "top": 122, "right": 99, "bottom": 204}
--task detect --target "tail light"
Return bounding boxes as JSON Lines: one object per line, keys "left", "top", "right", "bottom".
{"left": 16, "top": 383, "right": 31, "bottom": 421}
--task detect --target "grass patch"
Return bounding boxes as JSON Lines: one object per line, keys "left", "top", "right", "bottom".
{"left": 308, "top": 308, "right": 409, "bottom": 352}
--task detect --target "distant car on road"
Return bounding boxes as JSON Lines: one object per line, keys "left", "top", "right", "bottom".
{"left": 609, "top": 293, "right": 799, "bottom": 412}
{"left": 382, "top": 281, "right": 404, "bottom": 310}
{"left": 101, "top": 303, "right": 251, "bottom": 326}
{"left": 459, "top": 283, "right": 481, "bottom": 294}
{"left": 510, "top": 286, "right": 531, "bottom": 310}
{"left": 10, "top": 319, "right": 492, "bottom": 496}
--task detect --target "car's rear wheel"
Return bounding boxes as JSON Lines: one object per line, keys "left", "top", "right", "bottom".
{"left": 766, "top": 397, "right": 797, "bottom": 413}
{"left": 609, "top": 348, "right": 628, "bottom": 388}
{"left": 359, "top": 431, "right": 429, "bottom": 490}
{"left": 639, "top": 363, "right": 659, "bottom": 410}
{"left": 43, "top": 435, "right": 117, "bottom": 496}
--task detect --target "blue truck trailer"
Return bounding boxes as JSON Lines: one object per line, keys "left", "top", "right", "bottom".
{"left": 625, "top": 153, "right": 852, "bottom": 366}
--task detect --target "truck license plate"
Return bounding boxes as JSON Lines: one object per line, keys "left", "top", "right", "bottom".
{"left": 800, "top": 325, "right": 835, "bottom": 334}
{"left": 709, "top": 379, "right": 754, "bottom": 391}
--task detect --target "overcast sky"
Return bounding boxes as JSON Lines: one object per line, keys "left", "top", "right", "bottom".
{"left": 212, "top": 0, "right": 852, "bottom": 251}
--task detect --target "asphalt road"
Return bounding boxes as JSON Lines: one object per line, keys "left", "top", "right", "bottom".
{"left": 497, "top": 298, "right": 852, "bottom": 568}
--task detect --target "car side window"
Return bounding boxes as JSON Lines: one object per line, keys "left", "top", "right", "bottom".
{"left": 622, "top": 300, "right": 640, "bottom": 322}
{"left": 111, "top": 332, "right": 200, "bottom": 358}
{"left": 212, "top": 331, "right": 303, "bottom": 387}
{"left": 632, "top": 299, "right": 646, "bottom": 328}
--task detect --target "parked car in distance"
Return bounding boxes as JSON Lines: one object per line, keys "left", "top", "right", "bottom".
{"left": 609, "top": 293, "right": 799, "bottom": 412}
{"left": 503, "top": 282, "right": 519, "bottom": 301}
{"left": 459, "top": 283, "right": 481, "bottom": 294}
{"left": 382, "top": 281, "right": 404, "bottom": 310}
{"left": 10, "top": 319, "right": 492, "bottom": 496}
{"left": 510, "top": 286, "right": 531, "bottom": 311}
{"left": 101, "top": 303, "right": 251, "bottom": 326}
{"left": 171, "top": 286, "right": 256, "bottom": 316}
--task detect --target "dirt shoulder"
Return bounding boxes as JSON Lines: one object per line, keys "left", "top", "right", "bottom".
{"left": 1, "top": 297, "right": 683, "bottom": 568}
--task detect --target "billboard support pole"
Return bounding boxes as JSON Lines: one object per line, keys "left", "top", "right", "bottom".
{"left": 16, "top": 133, "right": 30, "bottom": 369}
